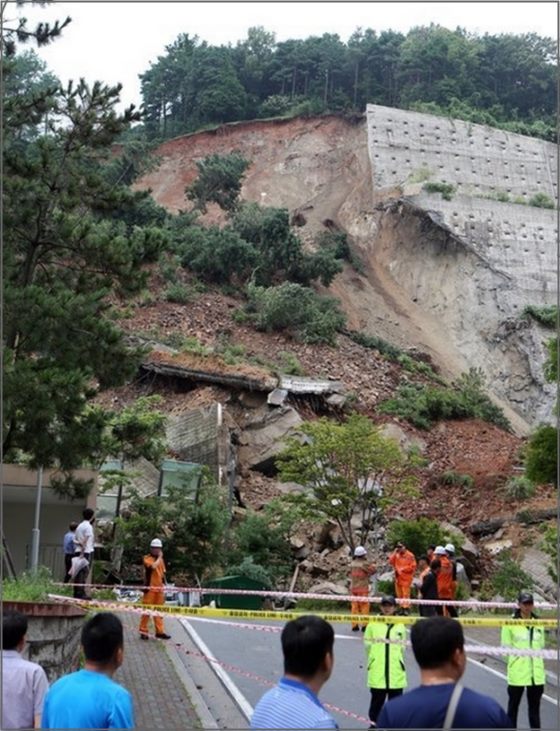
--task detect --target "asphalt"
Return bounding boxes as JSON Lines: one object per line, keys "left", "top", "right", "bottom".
{"left": 116, "top": 612, "right": 212, "bottom": 730}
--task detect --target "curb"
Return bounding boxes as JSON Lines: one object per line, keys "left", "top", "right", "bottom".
{"left": 165, "top": 641, "right": 219, "bottom": 729}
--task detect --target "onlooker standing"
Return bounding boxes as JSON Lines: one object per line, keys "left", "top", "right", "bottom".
{"left": 251, "top": 615, "right": 338, "bottom": 729}
{"left": 139, "top": 538, "right": 171, "bottom": 640}
{"left": 388, "top": 542, "right": 417, "bottom": 615}
{"left": 364, "top": 596, "right": 407, "bottom": 728}
{"left": 419, "top": 559, "right": 441, "bottom": 618}
{"left": 2, "top": 611, "right": 49, "bottom": 729}
{"left": 501, "top": 591, "right": 545, "bottom": 729}
{"left": 73, "top": 508, "right": 95, "bottom": 599}
{"left": 377, "top": 617, "right": 512, "bottom": 729}
{"left": 62, "top": 521, "right": 78, "bottom": 583}
{"left": 41, "top": 612, "right": 133, "bottom": 729}
{"left": 350, "top": 546, "right": 377, "bottom": 632}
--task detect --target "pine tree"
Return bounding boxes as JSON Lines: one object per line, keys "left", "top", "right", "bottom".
{"left": 2, "top": 7, "right": 166, "bottom": 471}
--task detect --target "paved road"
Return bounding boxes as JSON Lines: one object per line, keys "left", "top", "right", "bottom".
{"left": 178, "top": 617, "right": 559, "bottom": 730}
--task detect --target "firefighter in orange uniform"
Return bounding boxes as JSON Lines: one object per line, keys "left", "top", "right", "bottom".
{"left": 139, "top": 538, "right": 171, "bottom": 640}
{"left": 350, "top": 545, "right": 377, "bottom": 632}
{"left": 434, "top": 545, "right": 457, "bottom": 617}
{"left": 388, "top": 542, "right": 417, "bottom": 615}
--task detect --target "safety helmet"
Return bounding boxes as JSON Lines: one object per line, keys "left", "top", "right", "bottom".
{"left": 434, "top": 545, "right": 446, "bottom": 555}
{"left": 444, "top": 543, "right": 455, "bottom": 553}
{"left": 150, "top": 538, "right": 163, "bottom": 548}
{"left": 354, "top": 545, "right": 367, "bottom": 557}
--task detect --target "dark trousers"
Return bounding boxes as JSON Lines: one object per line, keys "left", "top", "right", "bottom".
{"left": 63, "top": 554, "right": 73, "bottom": 583}
{"left": 73, "top": 553, "right": 92, "bottom": 598}
{"left": 369, "top": 688, "right": 403, "bottom": 723}
{"left": 507, "top": 684, "right": 544, "bottom": 729}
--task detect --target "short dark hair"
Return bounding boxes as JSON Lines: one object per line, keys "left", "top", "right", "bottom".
{"left": 81, "top": 612, "right": 123, "bottom": 664}
{"left": 82, "top": 508, "right": 94, "bottom": 520}
{"left": 69, "top": 521, "right": 78, "bottom": 531}
{"left": 411, "top": 617, "right": 464, "bottom": 669}
{"left": 419, "top": 555, "right": 428, "bottom": 563}
{"left": 428, "top": 545, "right": 436, "bottom": 551}
{"left": 281, "top": 615, "right": 334, "bottom": 678}
{"left": 430, "top": 558, "right": 441, "bottom": 571}
{"left": 2, "top": 611, "right": 28, "bottom": 650}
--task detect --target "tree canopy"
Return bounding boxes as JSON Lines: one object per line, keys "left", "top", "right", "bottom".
{"left": 140, "top": 24, "right": 557, "bottom": 142}
{"left": 277, "top": 414, "right": 417, "bottom": 551}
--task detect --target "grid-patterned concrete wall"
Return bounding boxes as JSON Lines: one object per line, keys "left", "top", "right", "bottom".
{"left": 367, "top": 104, "right": 557, "bottom": 203}
{"left": 166, "top": 404, "right": 223, "bottom": 481}
{"left": 367, "top": 104, "right": 557, "bottom": 303}
{"left": 365, "top": 105, "right": 557, "bottom": 426}
{"left": 412, "top": 193, "right": 556, "bottom": 299}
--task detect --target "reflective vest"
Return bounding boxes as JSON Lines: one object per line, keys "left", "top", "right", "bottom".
{"left": 501, "top": 614, "right": 546, "bottom": 686}
{"left": 364, "top": 621, "right": 407, "bottom": 690}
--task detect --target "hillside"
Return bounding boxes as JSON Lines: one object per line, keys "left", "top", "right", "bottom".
{"left": 136, "top": 108, "right": 556, "bottom": 433}
{"left": 117, "top": 108, "right": 557, "bottom": 593}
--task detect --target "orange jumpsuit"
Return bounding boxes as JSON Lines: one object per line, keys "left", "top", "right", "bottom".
{"left": 436, "top": 554, "right": 455, "bottom": 616}
{"left": 389, "top": 549, "right": 417, "bottom": 609}
{"left": 350, "top": 558, "right": 376, "bottom": 629}
{"left": 139, "top": 553, "right": 166, "bottom": 636}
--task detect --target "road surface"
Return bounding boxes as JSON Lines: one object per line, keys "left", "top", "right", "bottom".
{"left": 177, "top": 617, "right": 559, "bottom": 730}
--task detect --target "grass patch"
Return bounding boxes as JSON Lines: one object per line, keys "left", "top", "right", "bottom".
{"left": 3, "top": 567, "right": 72, "bottom": 602}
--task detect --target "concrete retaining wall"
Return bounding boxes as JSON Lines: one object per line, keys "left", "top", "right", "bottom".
{"left": 3, "top": 600, "right": 86, "bottom": 683}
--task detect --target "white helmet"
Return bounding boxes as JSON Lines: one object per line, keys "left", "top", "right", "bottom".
{"left": 150, "top": 538, "right": 163, "bottom": 548}
{"left": 434, "top": 545, "right": 446, "bottom": 555}
{"left": 445, "top": 543, "right": 455, "bottom": 554}
{"left": 354, "top": 546, "right": 367, "bottom": 557}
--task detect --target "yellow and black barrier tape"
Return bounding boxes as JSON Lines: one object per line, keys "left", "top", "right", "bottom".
{"left": 137, "top": 602, "right": 558, "bottom": 628}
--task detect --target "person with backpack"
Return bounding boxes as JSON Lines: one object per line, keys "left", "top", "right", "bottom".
{"left": 138, "top": 538, "right": 171, "bottom": 640}
{"left": 364, "top": 595, "right": 407, "bottom": 728}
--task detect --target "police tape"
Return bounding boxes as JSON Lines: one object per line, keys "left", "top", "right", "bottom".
{"left": 52, "top": 581, "right": 559, "bottom": 611}
{"left": 168, "top": 615, "right": 558, "bottom": 659}
{"left": 47, "top": 594, "right": 559, "bottom": 628}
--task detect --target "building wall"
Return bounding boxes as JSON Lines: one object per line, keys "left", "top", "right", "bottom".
{"left": 3, "top": 499, "right": 86, "bottom": 577}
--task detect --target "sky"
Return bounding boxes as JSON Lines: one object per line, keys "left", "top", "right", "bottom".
{"left": 16, "top": 1, "right": 559, "bottom": 111}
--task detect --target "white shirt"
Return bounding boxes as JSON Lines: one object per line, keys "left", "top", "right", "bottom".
{"left": 74, "top": 519, "right": 94, "bottom": 554}
{"left": 1, "top": 650, "right": 49, "bottom": 729}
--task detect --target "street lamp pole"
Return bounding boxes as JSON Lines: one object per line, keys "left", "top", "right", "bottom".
{"left": 30, "top": 466, "right": 44, "bottom": 573}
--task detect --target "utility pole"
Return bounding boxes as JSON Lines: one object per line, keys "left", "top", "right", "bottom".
{"left": 30, "top": 466, "right": 43, "bottom": 573}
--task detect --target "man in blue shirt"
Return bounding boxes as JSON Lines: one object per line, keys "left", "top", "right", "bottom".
{"left": 62, "top": 521, "right": 78, "bottom": 583}
{"left": 377, "top": 616, "right": 512, "bottom": 729}
{"left": 251, "top": 615, "right": 338, "bottom": 729}
{"left": 42, "top": 612, "right": 134, "bottom": 729}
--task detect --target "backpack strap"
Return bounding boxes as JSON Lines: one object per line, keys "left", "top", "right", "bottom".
{"left": 443, "top": 683, "right": 463, "bottom": 730}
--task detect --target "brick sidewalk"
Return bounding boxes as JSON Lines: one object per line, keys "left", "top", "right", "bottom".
{"left": 116, "top": 613, "right": 202, "bottom": 729}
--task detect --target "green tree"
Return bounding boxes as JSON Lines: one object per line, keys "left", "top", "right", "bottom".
{"left": 3, "top": 11, "right": 164, "bottom": 475}
{"left": 116, "top": 478, "right": 229, "bottom": 583}
{"left": 277, "top": 414, "right": 417, "bottom": 551}
{"left": 386, "top": 518, "right": 461, "bottom": 558}
{"left": 227, "top": 499, "right": 298, "bottom": 583}
{"left": 525, "top": 425, "right": 557, "bottom": 486}
{"left": 186, "top": 152, "right": 250, "bottom": 212}
{"left": 246, "top": 281, "right": 346, "bottom": 345}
